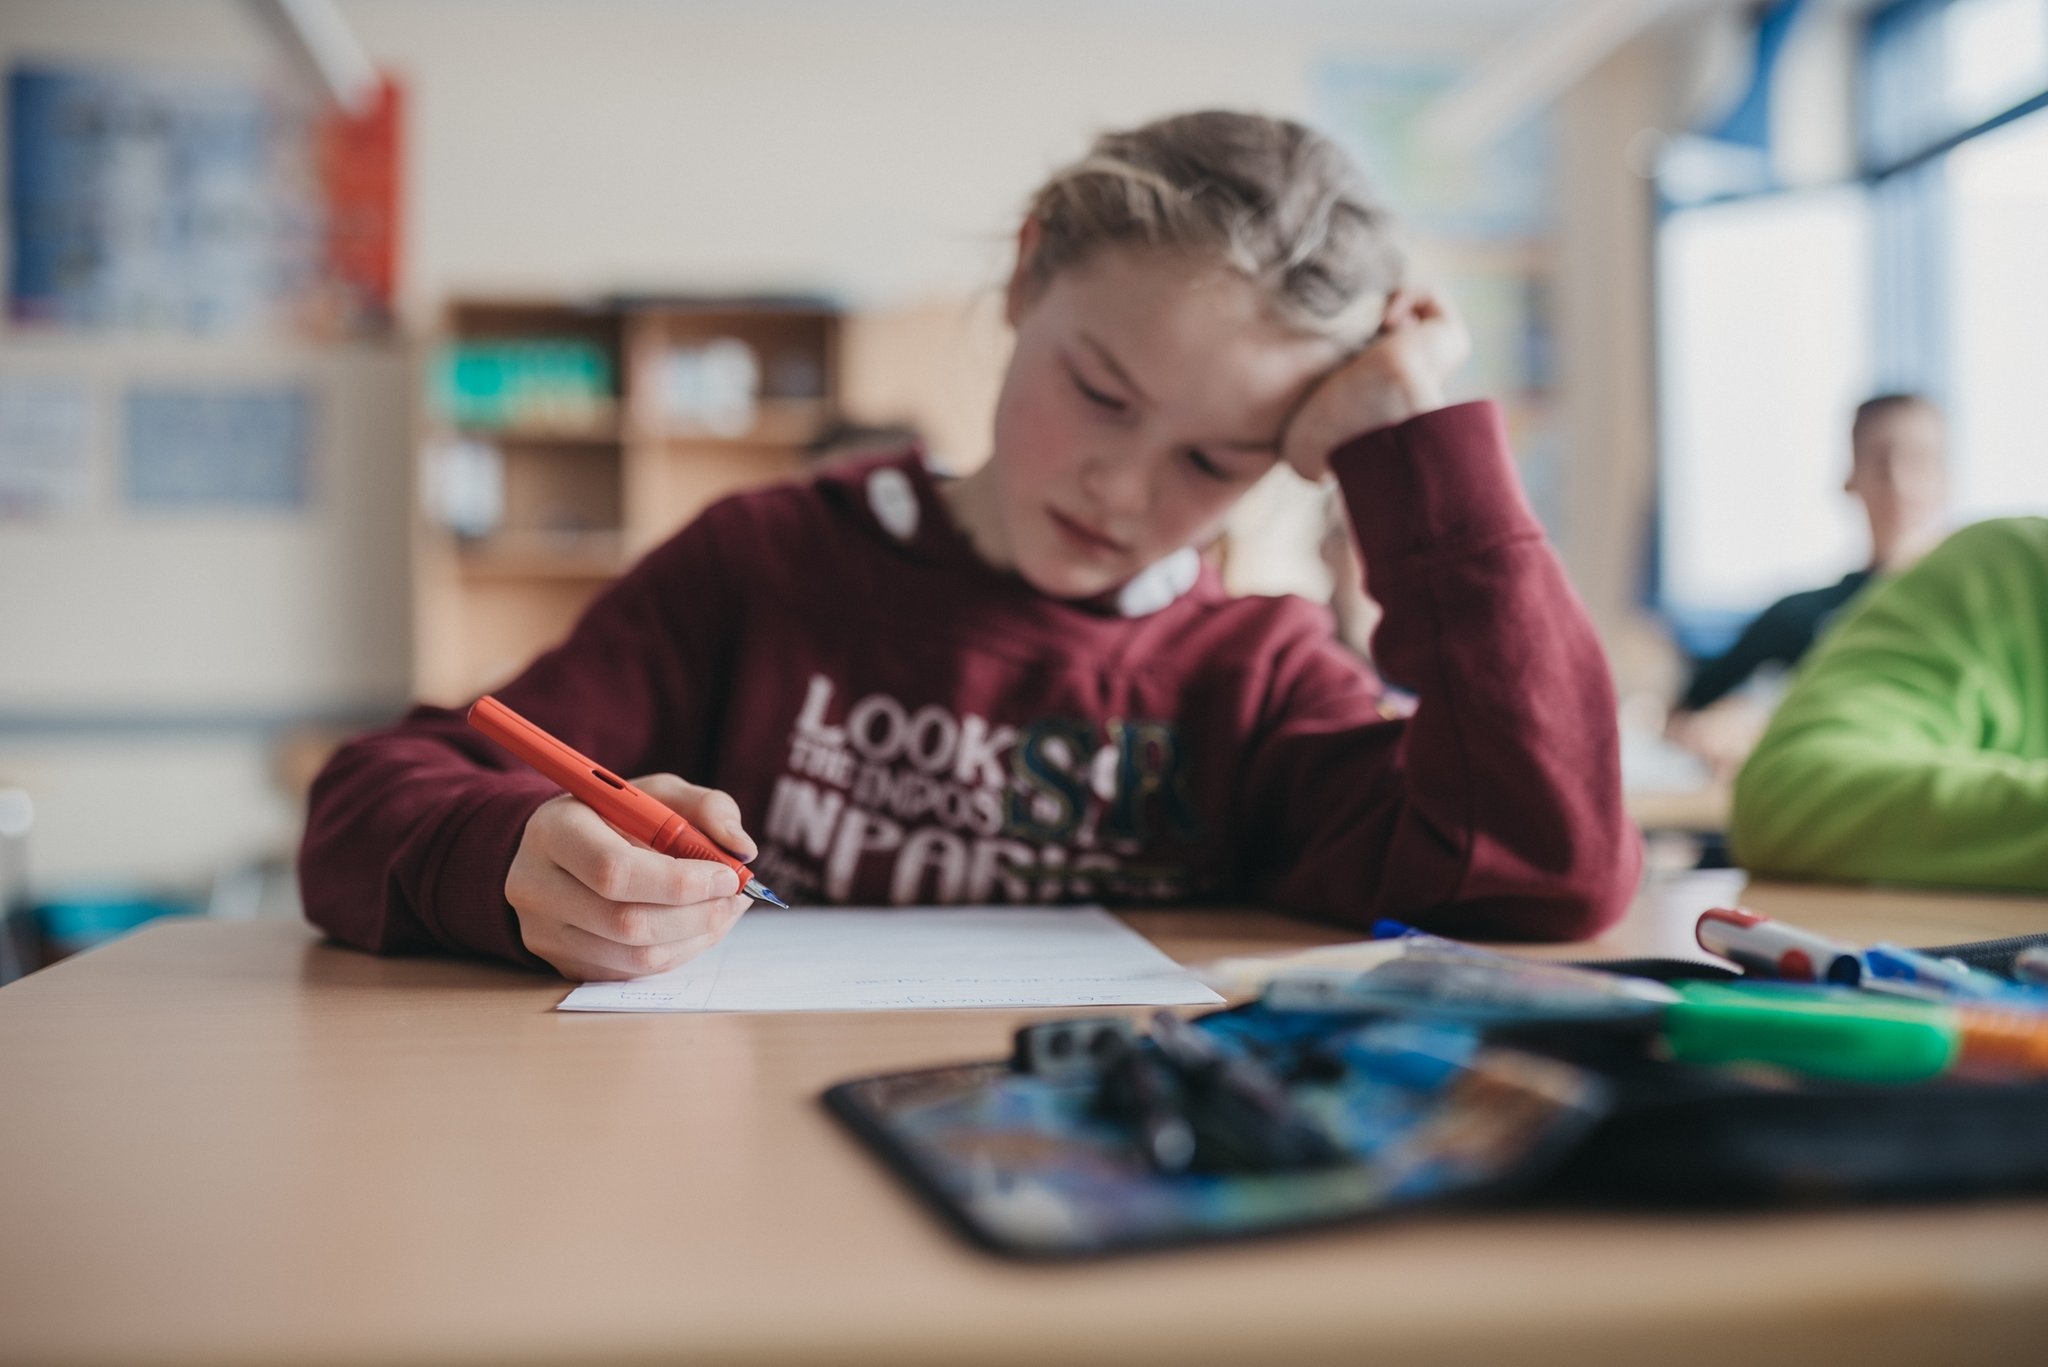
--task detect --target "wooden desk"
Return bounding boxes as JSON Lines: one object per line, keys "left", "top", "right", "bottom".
{"left": 3, "top": 880, "right": 2047, "bottom": 1367}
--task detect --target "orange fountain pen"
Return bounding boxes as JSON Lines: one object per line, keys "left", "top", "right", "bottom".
{"left": 467, "top": 695, "right": 789, "bottom": 908}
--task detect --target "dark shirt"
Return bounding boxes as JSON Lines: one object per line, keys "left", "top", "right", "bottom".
{"left": 1679, "top": 570, "right": 1872, "bottom": 713}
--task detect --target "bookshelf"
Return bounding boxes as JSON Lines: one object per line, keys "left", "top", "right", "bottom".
{"left": 413, "top": 296, "right": 840, "bottom": 703}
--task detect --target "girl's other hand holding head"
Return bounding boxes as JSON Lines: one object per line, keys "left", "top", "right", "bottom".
{"left": 1280, "top": 287, "right": 1471, "bottom": 483}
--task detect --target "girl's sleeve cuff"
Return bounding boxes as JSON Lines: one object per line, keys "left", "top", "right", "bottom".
{"left": 425, "top": 777, "right": 560, "bottom": 970}
{"left": 1328, "top": 400, "right": 1543, "bottom": 576}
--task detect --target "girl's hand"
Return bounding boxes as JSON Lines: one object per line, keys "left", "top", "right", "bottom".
{"left": 506, "top": 774, "right": 757, "bottom": 981}
{"left": 1282, "top": 288, "right": 1472, "bottom": 482}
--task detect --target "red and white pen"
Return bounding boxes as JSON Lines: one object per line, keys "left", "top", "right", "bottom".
{"left": 467, "top": 695, "right": 789, "bottom": 908}
{"left": 1696, "top": 906, "right": 1861, "bottom": 985}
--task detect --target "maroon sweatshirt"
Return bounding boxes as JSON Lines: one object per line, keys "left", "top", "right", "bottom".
{"left": 301, "top": 401, "right": 1640, "bottom": 969}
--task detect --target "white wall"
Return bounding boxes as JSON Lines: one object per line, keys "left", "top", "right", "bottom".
{"left": 0, "top": 2, "right": 422, "bottom": 893}
{"left": 0, "top": 339, "right": 413, "bottom": 713}
{"left": 0, "top": 733, "right": 303, "bottom": 894}
{"left": 0, "top": 0, "right": 1519, "bottom": 307}
{"left": 343, "top": 0, "right": 1501, "bottom": 312}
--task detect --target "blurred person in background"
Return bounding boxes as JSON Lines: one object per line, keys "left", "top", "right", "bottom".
{"left": 1733, "top": 516, "right": 2048, "bottom": 891}
{"left": 1665, "top": 393, "right": 1948, "bottom": 778}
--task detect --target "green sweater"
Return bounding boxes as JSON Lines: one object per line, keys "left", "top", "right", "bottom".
{"left": 1732, "top": 518, "right": 2048, "bottom": 891}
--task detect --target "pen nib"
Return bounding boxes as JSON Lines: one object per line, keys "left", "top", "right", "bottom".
{"left": 742, "top": 877, "right": 790, "bottom": 909}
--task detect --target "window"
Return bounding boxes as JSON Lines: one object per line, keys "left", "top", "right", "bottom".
{"left": 1944, "top": 0, "right": 2048, "bottom": 128}
{"left": 1655, "top": 0, "right": 2048, "bottom": 646}
{"left": 1945, "top": 108, "right": 2048, "bottom": 519}
{"left": 1657, "top": 188, "right": 1874, "bottom": 641}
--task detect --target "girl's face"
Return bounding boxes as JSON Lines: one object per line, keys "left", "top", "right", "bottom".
{"left": 971, "top": 240, "right": 1345, "bottom": 600}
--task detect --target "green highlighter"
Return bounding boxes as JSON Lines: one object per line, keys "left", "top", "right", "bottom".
{"left": 1663, "top": 983, "right": 1964, "bottom": 1083}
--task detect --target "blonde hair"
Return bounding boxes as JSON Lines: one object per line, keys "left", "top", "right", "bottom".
{"left": 1022, "top": 110, "right": 1406, "bottom": 345}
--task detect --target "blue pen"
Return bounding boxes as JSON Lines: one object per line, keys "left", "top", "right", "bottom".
{"left": 1862, "top": 943, "right": 2047, "bottom": 1007}
{"left": 1370, "top": 920, "right": 1496, "bottom": 958}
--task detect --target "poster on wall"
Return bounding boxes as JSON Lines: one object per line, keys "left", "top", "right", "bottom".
{"left": 0, "top": 373, "right": 93, "bottom": 519}
{"left": 6, "top": 65, "right": 400, "bottom": 337}
{"left": 123, "top": 384, "right": 313, "bottom": 510}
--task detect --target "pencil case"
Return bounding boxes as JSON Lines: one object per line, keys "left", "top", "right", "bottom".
{"left": 825, "top": 1008, "right": 1611, "bottom": 1260}
{"left": 1526, "top": 929, "right": 2048, "bottom": 1206}
{"left": 1532, "top": 1058, "right": 2048, "bottom": 1206}
{"left": 1912, "top": 929, "right": 2048, "bottom": 977}
{"left": 825, "top": 931, "right": 2048, "bottom": 1256}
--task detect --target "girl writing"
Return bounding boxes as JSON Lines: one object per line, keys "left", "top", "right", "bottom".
{"left": 301, "top": 110, "right": 1639, "bottom": 979}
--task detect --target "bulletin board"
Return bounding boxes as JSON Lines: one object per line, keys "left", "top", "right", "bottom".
{"left": 6, "top": 64, "right": 400, "bottom": 337}
{"left": 0, "top": 58, "right": 411, "bottom": 722}
{"left": 0, "top": 341, "right": 414, "bottom": 718}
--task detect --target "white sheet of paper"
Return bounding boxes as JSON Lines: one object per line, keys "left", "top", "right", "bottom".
{"left": 556, "top": 905, "right": 1224, "bottom": 1013}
